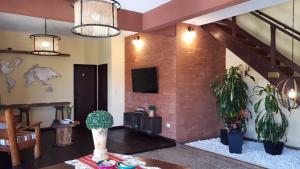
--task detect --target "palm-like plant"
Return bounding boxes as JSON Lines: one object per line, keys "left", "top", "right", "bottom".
{"left": 253, "top": 84, "right": 288, "bottom": 143}
{"left": 211, "top": 65, "right": 253, "bottom": 132}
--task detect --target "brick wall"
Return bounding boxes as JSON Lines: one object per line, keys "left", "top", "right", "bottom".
{"left": 125, "top": 23, "right": 225, "bottom": 142}
{"left": 175, "top": 24, "right": 225, "bottom": 143}
{"left": 125, "top": 33, "right": 177, "bottom": 139}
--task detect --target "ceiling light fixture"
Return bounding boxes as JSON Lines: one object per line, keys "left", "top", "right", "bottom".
{"left": 277, "top": 0, "right": 299, "bottom": 110}
{"left": 30, "top": 19, "right": 61, "bottom": 56}
{"left": 71, "top": 0, "right": 121, "bottom": 38}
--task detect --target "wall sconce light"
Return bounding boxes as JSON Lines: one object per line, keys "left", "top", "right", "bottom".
{"left": 132, "top": 35, "right": 143, "bottom": 48}
{"left": 184, "top": 26, "right": 196, "bottom": 43}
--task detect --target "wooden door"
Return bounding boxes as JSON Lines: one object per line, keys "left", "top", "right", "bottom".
{"left": 98, "top": 64, "right": 108, "bottom": 111}
{"left": 74, "top": 65, "right": 97, "bottom": 125}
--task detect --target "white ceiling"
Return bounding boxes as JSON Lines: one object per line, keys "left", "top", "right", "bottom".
{"left": 118, "top": 0, "right": 171, "bottom": 13}
{"left": 184, "top": 0, "right": 289, "bottom": 25}
{"left": 0, "top": 0, "right": 173, "bottom": 38}
{"left": 0, "top": 12, "right": 135, "bottom": 38}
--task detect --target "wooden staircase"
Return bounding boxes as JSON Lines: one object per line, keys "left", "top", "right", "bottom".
{"left": 202, "top": 10, "right": 300, "bottom": 85}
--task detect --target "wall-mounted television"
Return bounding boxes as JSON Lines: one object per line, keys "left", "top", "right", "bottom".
{"left": 132, "top": 67, "right": 158, "bottom": 93}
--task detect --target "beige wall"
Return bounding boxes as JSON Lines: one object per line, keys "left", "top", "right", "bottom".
{"left": 226, "top": 49, "right": 300, "bottom": 148}
{"left": 236, "top": 0, "right": 300, "bottom": 64}
{"left": 0, "top": 30, "right": 125, "bottom": 127}
{"left": 99, "top": 37, "right": 125, "bottom": 126}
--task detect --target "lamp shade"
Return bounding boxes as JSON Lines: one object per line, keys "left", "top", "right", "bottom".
{"left": 72, "top": 0, "right": 121, "bottom": 38}
{"left": 30, "top": 34, "right": 61, "bottom": 56}
{"left": 277, "top": 77, "right": 300, "bottom": 110}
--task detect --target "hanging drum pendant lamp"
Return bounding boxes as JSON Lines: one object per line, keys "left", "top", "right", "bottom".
{"left": 30, "top": 19, "right": 61, "bottom": 56}
{"left": 277, "top": 0, "right": 300, "bottom": 110}
{"left": 71, "top": 0, "right": 121, "bottom": 38}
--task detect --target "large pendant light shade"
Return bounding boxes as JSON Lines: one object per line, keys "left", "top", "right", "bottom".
{"left": 30, "top": 19, "right": 61, "bottom": 56}
{"left": 72, "top": 0, "right": 121, "bottom": 38}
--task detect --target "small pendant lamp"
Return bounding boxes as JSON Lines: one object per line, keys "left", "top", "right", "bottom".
{"left": 30, "top": 19, "right": 61, "bottom": 56}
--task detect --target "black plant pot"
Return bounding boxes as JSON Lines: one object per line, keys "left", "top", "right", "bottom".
{"left": 228, "top": 131, "right": 244, "bottom": 154}
{"left": 263, "top": 141, "right": 284, "bottom": 155}
{"left": 220, "top": 129, "right": 228, "bottom": 145}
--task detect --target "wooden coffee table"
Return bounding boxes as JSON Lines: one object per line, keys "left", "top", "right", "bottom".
{"left": 51, "top": 121, "right": 80, "bottom": 146}
{"left": 41, "top": 157, "right": 189, "bottom": 169}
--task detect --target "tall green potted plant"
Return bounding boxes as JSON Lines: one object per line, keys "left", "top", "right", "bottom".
{"left": 211, "top": 65, "right": 254, "bottom": 153}
{"left": 253, "top": 84, "right": 288, "bottom": 155}
{"left": 86, "top": 110, "right": 113, "bottom": 162}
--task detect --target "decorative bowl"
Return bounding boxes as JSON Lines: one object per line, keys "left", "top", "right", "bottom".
{"left": 97, "top": 160, "right": 116, "bottom": 169}
{"left": 117, "top": 161, "right": 137, "bottom": 169}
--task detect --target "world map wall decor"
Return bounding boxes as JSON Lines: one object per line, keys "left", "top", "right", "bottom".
{"left": 24, "top": 64, "right": 61, "bottom": 92}
{"left": 0, "top": 58, "right": 23, "bottom": 92}
{"left": 0, "top": 57, "right": 61, "bottom": 93}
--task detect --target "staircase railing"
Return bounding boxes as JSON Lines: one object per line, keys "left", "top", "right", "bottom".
{"left": 250, "top": 10, "right": 300, "bottom": 72}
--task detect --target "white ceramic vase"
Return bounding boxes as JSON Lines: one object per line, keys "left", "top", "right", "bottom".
{"left": 149, "top": 110, "right": 155, "bottom": 117}
{"left": 91, "top": 128, "right": 108, "bottom": 162}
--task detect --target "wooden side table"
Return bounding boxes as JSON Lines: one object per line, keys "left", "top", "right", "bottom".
{"left": 19, "top": 105, "right": 31, "bottom": 126}
{"left": 51, "top": 121, "right": 80, "bottom": 146}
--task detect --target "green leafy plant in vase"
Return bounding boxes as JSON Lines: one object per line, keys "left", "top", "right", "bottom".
{"left": 86, "top": 110, "right": 113, "bottom": 162}
{"left": 211, "top": 65, "right": 254, "bottom": 153}
{"left": 253, "top": 84, "right": 288, "bottom": 155}
{"left": 64, "top": 104, "right": 73, "bottom": 119}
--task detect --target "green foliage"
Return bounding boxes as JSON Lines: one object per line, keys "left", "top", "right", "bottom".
{"left": 86, "top": 110, "right": 114, "bottom": 130}
{"left": 253, "top": 84, "right": 288, "bottom": 144}
{"left": 211, "top": 65, "right": 253, "bottom": 132}
{"left": 148, "top": 105, "right": 156, "bottom": 111}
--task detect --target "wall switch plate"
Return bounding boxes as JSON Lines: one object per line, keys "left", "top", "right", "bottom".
{"left": 166, "top": 123, "right": 171, "bottom": 128}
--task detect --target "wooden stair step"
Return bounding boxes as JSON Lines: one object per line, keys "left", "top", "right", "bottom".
{"left": 239, "top": 39, "right": 257, "bottom": 47}
{"left": 277, "top": 66, "right": 293, "bottom": 75}
{"left": 248, "top": 47, "right": 268, "bottom": 55}
{"left": 215, "top": 23, "right": 232, "bottom": 34}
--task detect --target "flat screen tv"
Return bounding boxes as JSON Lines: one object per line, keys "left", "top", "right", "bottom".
{"left": 132, "top": 67, "right": 158, "bottom": 93}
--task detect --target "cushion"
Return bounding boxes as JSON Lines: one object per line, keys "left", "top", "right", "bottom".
{"left": 0, "top": 123, "right": 6, "bottom": 129}
{"left": 0, "top": 131, "right": 36, "bottom": 147}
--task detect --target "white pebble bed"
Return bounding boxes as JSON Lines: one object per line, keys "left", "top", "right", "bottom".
{"left": 186, "top": 138, "right": 300, "bottom": 169}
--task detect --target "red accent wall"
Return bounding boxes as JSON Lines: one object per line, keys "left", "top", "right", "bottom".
{"left": 125, "top": 33, "right": 177, "bottom": 139}
{"left": 175, "top": 24, "right": 225, "bottom": 142}
{"left": 125, "top": 23, "right": 225, "bottom": 142}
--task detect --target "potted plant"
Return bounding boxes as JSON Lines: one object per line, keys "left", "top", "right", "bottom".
{"left": 253, "top": 84, "right": 288, "bottom": 155}
{"left": 86, "top": 110, "right": 113, "bottom": 162}
{"left": 211, "top": 65, "right": 254, "bottom": 153}
{"left": 148, "top": 105, "right": 156, "bottom": 117}
{"left": 64, "top": 104, "right": 73, "bottom": 119}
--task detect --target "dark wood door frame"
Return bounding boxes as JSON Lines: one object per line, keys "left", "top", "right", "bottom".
{"left": 98, "top": 64, "right": 108, "bottom": 111}
{"left": 74, "top": 64, "right": 97, "bottom": 125}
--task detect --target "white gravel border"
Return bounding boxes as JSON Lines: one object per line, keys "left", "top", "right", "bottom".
{"left": 186, "top": 138, "right": 300, "bottom": 169}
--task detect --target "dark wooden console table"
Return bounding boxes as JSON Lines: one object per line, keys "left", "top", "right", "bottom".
{"left": 124, "top": 112, "right": 162, "bottom": 134}
{"left": 0, "top": 102, "right": 71, "bottom": 125}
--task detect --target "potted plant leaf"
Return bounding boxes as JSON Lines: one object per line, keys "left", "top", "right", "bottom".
{"left": 253, "top": 84, "right": 288, "bottom": 155}
{"left": 148, "top": 105, "right": 156, "bottom": 117}
{"left": 211, "top": 65, "right": 254, "bottom": 153}
{"left": 86, "top": 110, "right": 113, "bottom": 162}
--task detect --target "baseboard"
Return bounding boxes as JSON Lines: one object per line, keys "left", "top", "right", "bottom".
{"left": 109, "top": 126, "right": 126, "bottom": 130}
{"left": 123, "top": 126, "right": 176, "bottom": 144}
